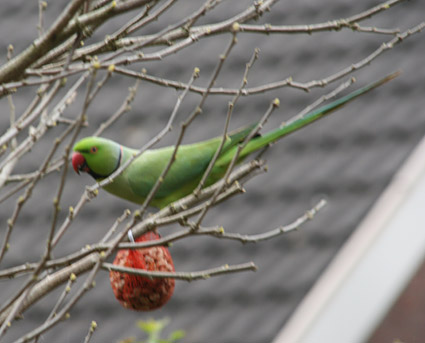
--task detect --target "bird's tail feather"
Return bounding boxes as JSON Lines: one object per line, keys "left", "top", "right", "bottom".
{"left": 238, "top": 71, "right": 400, "bottom": 159}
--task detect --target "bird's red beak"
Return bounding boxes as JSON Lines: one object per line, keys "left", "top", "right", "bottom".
{"left": 72, "top": 152, "right": 86, "bottom": 174}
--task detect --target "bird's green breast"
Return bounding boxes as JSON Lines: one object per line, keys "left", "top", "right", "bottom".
{"left": 101, "top": 173, "right": 144, "bottom": 205}
{"left": 97, "top": 146, "right": 147, "bottom": 205}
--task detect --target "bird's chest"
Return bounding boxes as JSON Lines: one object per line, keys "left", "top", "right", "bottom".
{"left": 101, "top": 173, "right": 144, "bottom": 205}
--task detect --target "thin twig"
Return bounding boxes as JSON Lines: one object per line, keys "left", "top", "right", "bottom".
{"left": 0, "top": 74, "right": 86, "bottom": 172}
{"left": 0, "top": 288, "right": 31, "bottom": 338}
{"left": 83, "top": 321, "right": 98, "bottom": 343}
{"left": 102, "top": 261, "right": 257, "bottom": 280}
{"left": 64, "top": 0, "right": 174, "bottom": 65}
{"left": 92, "top": 76, "right": 140, "bottom": 136}
{"left": 94, "top": 0, "right": 219, "bottom": 64}
{"left": 47, "top": 71, "right": 97, "bottom": 257}
{"left": 0, "top": 180, "right": 31, "bottom": 205}
{"left": 0, "top": 123, "right": 77, "bottom": 264}
{"left": 0, "top": 0, "right": 86, "bottom": 83}
{"left": 13, "top": 257, "right": 102, "bottom": 343}
{"left": 100, "top": 209, "right": 132, "bottom": 243}
{"left": 194, "top": 98, "right": 280, "bottom": 228}
{"left": 37, "top": 0, "right": 46, "bottom": 37}
{"left": 0, "top": 96, "right": 18, "bottom": 189}
{"left": 0, "top": 82, "right": 61, "bottom": 158}
{"left": 286, "top": 77, "right": 356, "bottom": 126}
{"left": 115, "top": 18, "right": 423, "bottom": 94}
{"left": 197, "top": 199, "right": 327, "bottom": 243}
{"left": 86, "top": 70, "right": 113, "bottom": 104}
{"left": 194, "top": 47, "right": 259, "bottom": 195}
{"left": 33, "top": 275, "right": 75, "bottom": 343}
{"left": 119, "top": 198, "right": 326, "bottom": 248}
{"left": 132, "top": 28, "right": 238, "bottom": 218}
{"left": 45, "top": 274, "right": 76, "bottom": 324}
{"left": 77, "top": 0, "right": 407, "bottom": 59}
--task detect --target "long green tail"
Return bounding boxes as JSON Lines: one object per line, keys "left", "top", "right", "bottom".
{"left": 237, "top": 71, "right": 399, "bottom": 159}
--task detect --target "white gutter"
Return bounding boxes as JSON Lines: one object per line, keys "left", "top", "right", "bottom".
{"left": 273, "top": 133, "right": 425, "bottom": 343}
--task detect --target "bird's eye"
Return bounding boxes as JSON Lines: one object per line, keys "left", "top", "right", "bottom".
{"left": 90, "top": 146, "right": 98, "bottom": 153}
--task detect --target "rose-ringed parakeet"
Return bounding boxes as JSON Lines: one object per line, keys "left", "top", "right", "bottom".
{"left": 72, "top": 73, "right": 397, "bottom": 208}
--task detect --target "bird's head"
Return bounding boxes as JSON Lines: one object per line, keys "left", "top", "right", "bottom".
{"left": 72, "top": 137, "right": 122, "bottom": 179}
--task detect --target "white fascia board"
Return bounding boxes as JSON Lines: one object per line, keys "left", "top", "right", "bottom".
{"left": 273, "top": 134, "right": 425, "bottom": 343}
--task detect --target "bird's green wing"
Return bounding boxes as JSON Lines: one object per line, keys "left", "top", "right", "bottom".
{"left": 126, "top": 124, "right": 256, "bottom": 207}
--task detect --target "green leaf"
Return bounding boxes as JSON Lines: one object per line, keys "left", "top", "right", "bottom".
{"left": 168, "top": 330, "right": 185, "bottom": 342}
{"left": 137, "top": 318, "right": 168, "bottom": 335}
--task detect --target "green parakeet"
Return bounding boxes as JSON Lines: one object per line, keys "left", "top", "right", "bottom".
{"left": 72, "top": 73, "right": 397, "bottom": 208}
